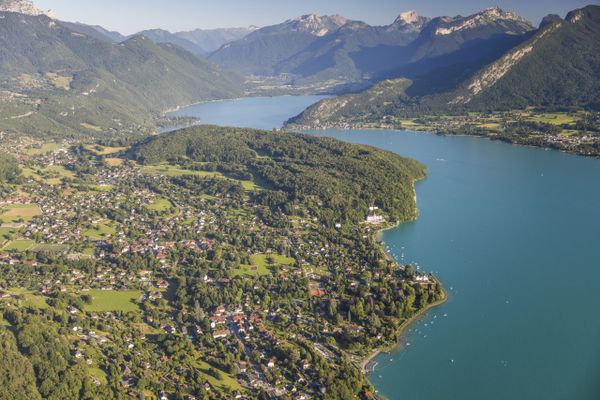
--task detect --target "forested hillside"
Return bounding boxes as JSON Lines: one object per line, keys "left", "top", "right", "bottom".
{"left": 130, "top": 125, "right": 426, "bottom": 224}
{"left": 0, "top": 153, "right": 21, "bottom": 182}
{"left": 0, "top": 12, "right": 242, "bottom": 138}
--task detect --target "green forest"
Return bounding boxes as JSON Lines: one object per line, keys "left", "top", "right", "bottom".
{"left": 0, "top": 152, "right": 21, "bottom": 183}
{"left": 131, "top": 125, "right": 426, "bottom": 225}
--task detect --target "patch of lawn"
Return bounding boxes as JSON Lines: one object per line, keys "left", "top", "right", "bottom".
{"left": 233, "top": 264, "right": 271, "bottom": 277}
{"left": 84, "top": 222, "right": 116, "bottom": 241}
{"left": 87, "top": 184, "right": 114, "bottom": 192}
{"left": 83, "top": 290, "right": 142, "bottom": 312}
{"left": 84, "top": 145, "right": 126, "bottom": 155}
{"left": 196, "top": 359, "right": 243, "bottom": 392}
{"left": 0, "top": 227, "right": 18, "bottom": 243}
{"left": 2, "top": 239, "right": 35, "bottom": 252}
{"left": 22, "top": 165, "right": 75, "bottom": 185}
{"left": 141, "top": 164, "right": 258, "bottom": 191}
{"left": 88, "top": 367, "right": 108, "bottom": 385}
{"left": 3, "top": 288, "right": 48, "bottom": 309}
{"left": 528, "top": 112, "right": 577, "bottom": 125}
{"left": 45, "top": 165, "right": 76, "bottom": 179}
{"left": 23, "top": 142, "right": 61, "bottom": 155}
{"left": 48, "top": 73, "right": 73, "bottom": 90}
{"left": 80, "top": 123, "right": 103, "bottom": 132}
{"left": 104, "top": 158, "right": 124, "bottom": 167}
{"left": 141, "top": 164, "right": 223, "bottom": 178}
{"left": 31, "top": 243, "right": 70, "bottom": 253}
{"left": 148, "top": 198, "right": 173, "bottom": 212}
{"left": 82, "top": 246, "right": 96, "bottom": 255}
{"left": 250, "top": 253, "right": 295, "bottom": 268}
{"left": 0, "top": 204, "right": 41, "bottom": 223}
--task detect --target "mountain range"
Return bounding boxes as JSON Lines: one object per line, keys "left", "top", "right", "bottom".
{"left": 287, "top": 5, "right": 600, "bottom": 127}
{"left": 134, "top": 27, "right": 257, "bottom": 55}
{"left": 0, "top": 6, "right": 242, "bottom": 138}
{"left": 208, "top": 8, "right": 536, "bottom": 90}
{"left": 1, "top": 0, "right": 599, "bottom": 138}
{"left": 62, "top": 23, "right": 257, "bottom": 56}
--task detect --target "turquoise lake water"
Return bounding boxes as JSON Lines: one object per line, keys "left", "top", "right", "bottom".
{"left": 172, "top": 96, "right": 600, "bottom": 400}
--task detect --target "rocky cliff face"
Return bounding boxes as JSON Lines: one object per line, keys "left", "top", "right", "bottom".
{"left": 392, "top": 11, "right": 429, "bottom": 31}
{"left": 450, "top": 20, "right": 562, "bottom": 105}
{"left": 0, "top": 0, "right": 53, "bottom": 17}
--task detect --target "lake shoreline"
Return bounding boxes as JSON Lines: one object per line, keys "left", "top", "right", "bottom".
{"left": 292, "top": 124, "right": 600, "bottom": 159}
{"left": 360, "top": 187, "right": 447, "bottom": 380}
{"left": 360, "top": 287, "right": 448, "bottom": 376}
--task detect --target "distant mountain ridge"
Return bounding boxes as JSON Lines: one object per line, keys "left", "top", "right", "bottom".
{"left": 209, "top": 14, "right": 351, "bottom": 76}
{"left": 0, "top": 11, "right": 242, "bottom": 138}
{"left": 58, "top": 21, "right": 126, "bottom": 43}
{"left": 287, "top": 5, "right": 600, "bottom": 128}
{"left": 132, "top": 27, "right": 256, "bottom": 55}
{"left": 209, "top": 8, "right": 535, "bottom": 91}
{"left": 174, "top": 27, "right": 258, "bottom": 54}
{"left": 61, "top": 23, "right": 256, "bottom": 55}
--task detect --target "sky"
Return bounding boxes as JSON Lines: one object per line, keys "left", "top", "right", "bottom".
{"left": 35, "top": 0, "right": 598, "bottom": 34}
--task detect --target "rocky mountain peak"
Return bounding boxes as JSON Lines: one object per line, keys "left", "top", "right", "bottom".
{"left": 289, "top": 13, "right": 348, "bottom": 36}
{"left": 0, "top": 0, "right": 53, "bottom": 17}
{"left": 478, "top": 6, "right": 524, "bottom": 22}
{"left": 434, "top": 7, "right": 532, "bottom": 36}
{"left": 540, "top": 14, "right": 563, "bottom": 28}
{"left": 395, "top": 11, "right": 420, "bottom": 25}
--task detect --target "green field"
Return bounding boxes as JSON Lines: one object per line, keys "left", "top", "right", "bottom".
{"left": 527, "top": 112, "right": 578, "bottom": 125}
{"left": 83, "top": 290, "right": 142, "bottom": 312}
{"left": 141, "top": 164, "right": 223, "bottom": 178}
{"left": 233, "top": 264, "right": 271, "bottom": 277}
{"left": 250, "top": 253, "right": 295, "bottom": 267}
{"left": 0, "top": 204, "right": 41, "bottom": 223}
{"left": 147, "top": 198, "right": 173, "bottom": 212}
{"left": 2, "top": 288, "right": 48, "bottom": 309}
{"left": 104, "top": 158, "right": 124, "bottom": 167}
{"left": 87, "top": 184, "right": 114, "bottom": 192}
{"left": 31, "top": 243, "right": 70, "bottom": 253}
{"left": 84, "top": 222, "right": 116, "bottom": 241}
{"left": 141, "top": 164, "right": 258, "bottom": 190}
{"left": 0, "top": 227, "right": 18, "bottom": 244}
{"left": 24, "top": 142, "right": 62, "bottom": 155}
{"left": 88, "top": 367, "right": 108, "bottom": 385}
{"left": 196, "top": 359, "right": 243, "bottom": 392}
{"left": 233, "top": 253, "right": 295, "bottom": 276}
{"left": 21, "top": 165, "right": 75, "bottom": 185}
{"left": 84, "top": 145, "right": 126, "bottom": 156}
{"left": 2, "top": 239, "right": 35, "bottom": 252}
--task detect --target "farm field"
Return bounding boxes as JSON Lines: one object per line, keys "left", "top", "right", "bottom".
{"left": 104, "top": 158, "right": 124, "bottom": 167}
{"left": 0, "top": 204, "right": 41, "bottom": 223}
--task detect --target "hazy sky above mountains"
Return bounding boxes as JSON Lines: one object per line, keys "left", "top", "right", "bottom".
{"left": 36, "top": 0, "right": 597, "bottom": 34}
